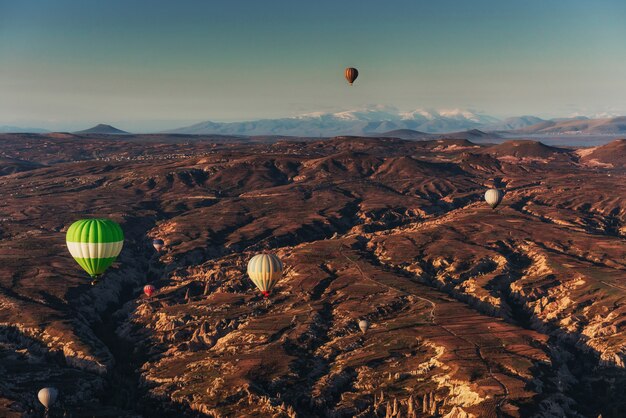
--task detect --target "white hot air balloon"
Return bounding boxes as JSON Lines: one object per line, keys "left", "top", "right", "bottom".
{"left": 484, "top": 188, "right": 503, "bottom": 209}
{"left": 358, "top": 319, "right": 370, "bottom": 333}
{"left": 38, "top": 387, "right": 58, "bottom": 410}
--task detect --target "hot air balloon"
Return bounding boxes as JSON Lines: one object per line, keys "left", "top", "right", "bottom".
{"left": 66, "top": 219, "right": 124, "bottom": 285}
{"left": 358, "top": 319, "right": 370, "bottom": 333}
{"left": 484, "top": 188, "right": 503, "bottom": 209}
{"left": 144, "top": 284, "right": 156, "bottom": 297}
{"left": 152, "top": 238, "right": 164, "bottom": 252}
{"left": 345, "top": 67, "right": 358, "bottom": 85}
{"left": 38, "top": 387, "right": 58, "bottom": 410}
{"left": 247, "top": 253, "right": 283, "bottom": 298}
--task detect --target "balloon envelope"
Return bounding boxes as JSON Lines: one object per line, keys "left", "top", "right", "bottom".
{"left": 152, "top": 238, "right": 164, "bottom": 251}
{"left": 144, "top": 284, "right": 156, "bottom": 297}
{"left": 66, "top": 219, "right": 124, "bottom": 279}
{"left": 247, "top": 253, "right": 283, "bottom": 297}
{"left": 484, "top": 188, "right": 503, "bottom": 209}
{"left": 358, "top": 319, "right": 369, "bottom": 333}
{"left": 345, "top": 67, "right": 358, "bottom": 85}
{"left": 38, "top": 387, "right": 58, "bottom": 409}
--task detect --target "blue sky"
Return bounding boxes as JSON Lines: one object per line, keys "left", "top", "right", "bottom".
{"left": 2, "top": 0, "right": 626, "bottom": 131}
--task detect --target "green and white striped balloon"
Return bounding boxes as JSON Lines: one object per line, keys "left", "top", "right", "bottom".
{"left": 66, "top": 219, "right": 124, "bottom": 279}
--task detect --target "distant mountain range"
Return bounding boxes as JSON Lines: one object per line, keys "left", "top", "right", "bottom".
{"left": 0, "top": 125, "right": 49, "bottom": 134}
{"left": 4, "top": 111, "right": 626, "bottom": 137}
{"left": 167, "top": 109, "right": 626, "bottom": 137}
{"left": 511, "top": 116, "right": 626, "bottom": 135}
{"left": 166, "top": 108, "right": 504, "bottom": 136}
{"left": 483, "top": 116, "right": 546, "bottom": 131}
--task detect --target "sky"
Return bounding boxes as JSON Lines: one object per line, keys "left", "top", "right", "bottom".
{"left": 2, "top": 0, "right": 626, "bottom": 131}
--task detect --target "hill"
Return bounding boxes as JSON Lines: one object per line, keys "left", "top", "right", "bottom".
{"left": 577, "top": 138, "right": 626, "bottom": 168}
{"left": 74, "top": 124, "right": 129, "bottom": 134}
{"left": 482, "top": 140, "right": 572, "bottom": 162}
{"left": 375, "top": 129, "right": 432, "bottom": 139}
{"left": 437, "top": 129, "right": 500, "bottom": 141}
{"left": 0, "top": 157, "right": 45, "bottom": 176}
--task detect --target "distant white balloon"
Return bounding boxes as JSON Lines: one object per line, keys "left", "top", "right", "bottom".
{"left": 358, "top": 319, "right": 370, "bottom": 333}
{"left": 38, "top": 387, "right": 58, "bottom": 409}
{"left": 484, "top": 188, "right": 503, "bottom": 209}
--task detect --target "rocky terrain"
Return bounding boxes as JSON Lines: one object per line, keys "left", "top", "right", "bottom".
{"left": 0, "top": 133, "right": 624, "bottom": 417}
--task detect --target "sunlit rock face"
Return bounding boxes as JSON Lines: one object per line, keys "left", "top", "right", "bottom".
{"left": 0, "top": 133, "right": 624, "bottom": 417}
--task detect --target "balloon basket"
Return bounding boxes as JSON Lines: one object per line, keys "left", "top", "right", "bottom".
{"left": 90, "top": 274, "right": 102, "bottom": 285}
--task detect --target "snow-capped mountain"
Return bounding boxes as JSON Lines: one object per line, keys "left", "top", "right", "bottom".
{"left": 399, "top": 109, "right": 499, "bottom": 124}
{"left": 483, "top": 116, "right": 546, "bottom": 131}
{"left": 167, "top": 107, "right": 502, "bottom": 136}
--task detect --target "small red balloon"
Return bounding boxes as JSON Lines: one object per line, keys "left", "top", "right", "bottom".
{"left": 144, "top": 284, "right": 156, "bottom": 297}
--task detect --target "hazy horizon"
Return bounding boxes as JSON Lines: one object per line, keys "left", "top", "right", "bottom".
{"left": 2, "top": 0, "right": 626, "bottom": 131}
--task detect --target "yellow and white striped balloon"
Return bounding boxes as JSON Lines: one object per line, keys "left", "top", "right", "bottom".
{"left": 247, "top": 253, "right": 283, "bottom": 297}
{"left": 484, "top": 188, "right": 504, "bottom": 209}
